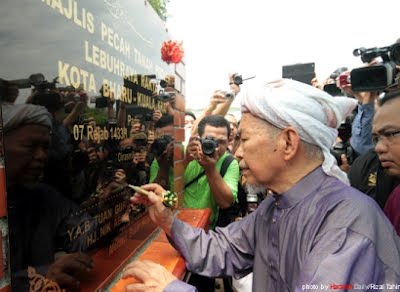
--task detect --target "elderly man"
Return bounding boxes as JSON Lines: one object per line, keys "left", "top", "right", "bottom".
{"left": 122, "top": 79, "right": 400, "bottom": 292}
{"left": 2, "top": 103, "right": 94, "bottom": 291}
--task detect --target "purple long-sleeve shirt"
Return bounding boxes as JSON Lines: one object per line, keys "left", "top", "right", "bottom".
{"left": 165, "top": 167, "right": 400, "bottom": 292}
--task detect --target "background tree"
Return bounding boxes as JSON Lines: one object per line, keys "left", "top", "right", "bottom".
{"left": 148, "top": 0, "right": 168, "bottom": 21}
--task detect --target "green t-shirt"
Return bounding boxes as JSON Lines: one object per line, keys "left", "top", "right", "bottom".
{"left": 183, "top": 152, "right": 240, "bottom": 228}
{"left": 149, "top": 159, "right": 174, "bottom": 191}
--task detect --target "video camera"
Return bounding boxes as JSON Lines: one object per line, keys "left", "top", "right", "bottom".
{"left": 14, "top": 73, "right": 59, "bottom": 93}
{"left": 1, "top": 74, "right": 60, "bottom": 101}
{"left": 350, "top": 43, "right": 400, "bottom": 92}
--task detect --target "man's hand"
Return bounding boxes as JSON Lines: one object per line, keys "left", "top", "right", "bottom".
{"left": 341, "top": 84, "right": 378, "bottom": 105}
{"left": 186, "top": 136, "right": 219, "bottom": 170}
{"left": 197, "top": 148, "right": 219, "bottom": 172}
{"left": 229, "top": 72, "right": 241, "bottom": 95}
{"left": 114, "top": 169, "right": 127, "bottom": 184}
{"left": 46, "top": 252, "right": 94, "bottom": 290}
{"left": 152, "top": 110, "right": 163, "bottom": 122}
{"left": 311, "top": 77, "right": 323, "bottom": 90}
{"left": 339, "top": 154, "right": 350, "bottom": 173}
{"left": 157, "top": 141, "right": 174, "bottom": 170}
{"left": 208, "top": 90, "right": 231, "bottom": 112}
{"left": 122, "top": 260, "right": 177, "bottom": 292}
{"left": 130, "top": 183, "right": 174, "bottom": 235}
{"left": 186, "top": 136, "right": 202, "bottom": 160}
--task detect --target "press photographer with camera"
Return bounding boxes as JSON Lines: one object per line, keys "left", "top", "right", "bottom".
{"left": 182, "top": 74, "right": 243, "bottom": 292}
{"left": 184, "top": 114, "right": 240, "bottom": 226}
{"left": 340, "top": 39, "right": 400, "bottom": 158}
{"left": 345, "top": 39, "right": 400, "bottom": 207}
{"left": 149, "top": 115, "right": 175, "bottom": 191}
{"left": 190, "top": 73, "right": 242, "bottom": 137}
{"left": 184, "top": 114, "right": 240, "bottom": 292}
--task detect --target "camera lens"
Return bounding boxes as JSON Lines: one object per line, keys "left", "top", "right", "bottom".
{"left": 201, "top": 137, "right": 218, "bottom": 156}
{"left": 225, "top": 90, "right": 235, "bottom": 99}
{"left": 353, "top": 48, "right": 364, "bottom": 57}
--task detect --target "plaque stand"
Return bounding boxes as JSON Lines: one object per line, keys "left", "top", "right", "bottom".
{"left": 78, "top": 208, "right": 211, "bottom": 291}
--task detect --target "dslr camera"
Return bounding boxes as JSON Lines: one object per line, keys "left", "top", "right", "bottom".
{"left": 201, "top": 136, "right": 218, "bottom": 156}
{"left": 151, "top": 135, "right": 173, "bottom": 157}
{"left": 350, "top": 42, "right": 400, "bottom": 92}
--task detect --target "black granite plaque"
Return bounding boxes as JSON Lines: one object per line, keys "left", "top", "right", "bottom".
{"left": 0, "top": 1, "right": 180, "bottom": 290}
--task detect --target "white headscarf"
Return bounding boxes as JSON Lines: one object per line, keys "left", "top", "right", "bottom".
{"left": 2, "top": 103, "right": 52, "bottom": 134}
{"left": 241, "top": 79, "right": 357, "bottom": 184}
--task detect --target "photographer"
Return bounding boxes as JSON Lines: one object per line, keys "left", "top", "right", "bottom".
{"left": 348, "top": 40, "right": 400, "bottom": 208}
{"left": 149, "top": 115, "right": 175, "bottom": 191}
{"left": 185, "top": 115, "right": 240, "bottom": 227}
{"left": 340, "top": 78, "right": 377, "bottom": 157}
{"left": 184, "top": 114, "right": 240, "bottom": 292}
{"left": 190, "top": 73, "right": 241, "bottom": 137}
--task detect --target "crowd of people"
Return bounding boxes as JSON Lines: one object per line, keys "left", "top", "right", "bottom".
{"left": 122, "top": 46, "right": 400, "bottom": 292}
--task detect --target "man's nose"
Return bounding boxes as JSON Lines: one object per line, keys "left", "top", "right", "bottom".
{"left": 234, "top": 142, "right": 243, "bottom": 159}
{"left": 374, "top": 139, "right": 389, "bottom": 155}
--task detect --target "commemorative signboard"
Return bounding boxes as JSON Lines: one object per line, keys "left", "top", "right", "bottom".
{"left": 0, "top": 0, "right": 181, "bottom": 290}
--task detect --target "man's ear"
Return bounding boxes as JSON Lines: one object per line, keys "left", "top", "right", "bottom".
{"left": 279, "top": 127, "right": 300, "bottom": 161}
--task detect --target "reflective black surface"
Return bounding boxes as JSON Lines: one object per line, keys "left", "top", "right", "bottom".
{"left": 0, "top": 1, "right": 178, "bottom": 290}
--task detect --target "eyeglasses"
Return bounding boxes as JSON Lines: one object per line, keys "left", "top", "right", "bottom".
{"left": 372, "top": 129, "right": 400, "bottom": 146}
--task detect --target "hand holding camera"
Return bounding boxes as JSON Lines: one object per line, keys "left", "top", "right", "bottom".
{"left": 195, "top": 136, "right": 219, "bottom": 171}
{"left": 186, "top": 136, "right": 218, "bottom": 169}
{"left": 152, "top": 109, "right": 163, "bottom": 122}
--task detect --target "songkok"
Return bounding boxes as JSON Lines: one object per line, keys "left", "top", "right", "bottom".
{"left": 241, "top": 78, "right": 357, "bottom": 184}
{"left": 2, "top": 103, "right": 52, "bottom": 134}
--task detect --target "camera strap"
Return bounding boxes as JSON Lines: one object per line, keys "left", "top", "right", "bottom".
{"left": 184, "top": 154, "right": 234, "bottom": 189}
{"left": 184, "top": 170, "right": 205, "bottom": 189}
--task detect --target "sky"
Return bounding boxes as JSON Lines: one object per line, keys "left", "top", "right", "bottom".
{"left": 165, "top": 0, "right": 399, "bottom": 112}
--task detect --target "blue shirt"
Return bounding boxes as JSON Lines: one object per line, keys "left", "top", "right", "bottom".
{"left": 351, "top": 103, "right": 374, "bottom": 156}
{"left": 166, "top": 167, "right": 400, "bottom": 292}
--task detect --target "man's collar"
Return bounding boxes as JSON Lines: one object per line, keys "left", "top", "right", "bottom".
{"left": 273, "top": 167, "right": 325, "bottom": 209}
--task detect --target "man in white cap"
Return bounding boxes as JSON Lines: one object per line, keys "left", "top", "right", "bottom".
{"left": 121, "top": 79, "right": 400, "bottom": 292}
